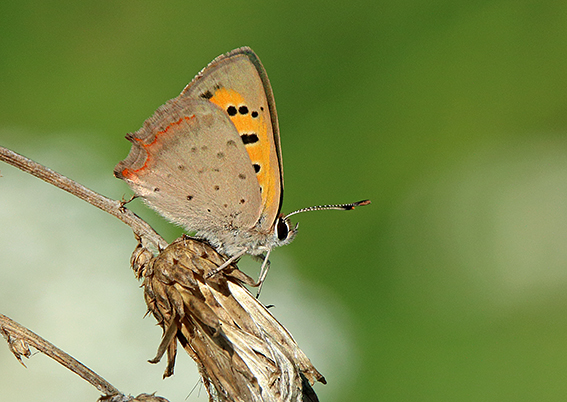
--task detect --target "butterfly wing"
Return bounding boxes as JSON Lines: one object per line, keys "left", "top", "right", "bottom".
{"left": 181, "top": 47, "right": 283, "bottom": 233}
{"left": 114, "top": 98, "right": 262, "bottom": 240}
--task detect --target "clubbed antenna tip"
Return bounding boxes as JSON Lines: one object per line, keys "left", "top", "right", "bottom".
{"left": 284, "top": 199, "right": 371, "bottom": 219}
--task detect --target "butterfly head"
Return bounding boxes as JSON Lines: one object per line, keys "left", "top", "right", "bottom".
{"left": 273, "top": 214, "right": 298, "bottom": 247}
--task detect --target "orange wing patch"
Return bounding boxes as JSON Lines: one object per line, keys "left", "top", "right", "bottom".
{"left": 208, "top": 87, "right": 278, "bottom": 220}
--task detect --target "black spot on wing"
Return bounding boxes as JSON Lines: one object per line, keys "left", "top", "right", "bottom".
{"left": 200, "top": 90, "right": 213, "bottom": 99}
{"left": 227, "top": 106, "right": 237, "bottom": 116}
{"left": 241, "top": 133, "right": 259, "bottom": 144}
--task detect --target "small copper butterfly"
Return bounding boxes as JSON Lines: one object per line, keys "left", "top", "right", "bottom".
{"left": 114, "top": 47, "right": 369, "bottom": 293}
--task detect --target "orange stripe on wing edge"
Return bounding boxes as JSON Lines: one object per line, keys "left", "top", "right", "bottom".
{"left": 121, "top": 114, "right": 196, "bottom": 180}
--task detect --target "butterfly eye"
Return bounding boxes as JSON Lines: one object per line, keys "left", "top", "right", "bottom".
{"left": 276, "top": 217, "right": 290, "bottom": 241}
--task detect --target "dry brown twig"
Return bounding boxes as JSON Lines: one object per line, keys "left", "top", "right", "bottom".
{"left": 0, "top": 146, "right": 167, "bottom": 251}
{"left": 0, "top": 145, "right": 325, "bottom": 401}
{"left": 0, "top": 314, "right": 167, "bottom": 402}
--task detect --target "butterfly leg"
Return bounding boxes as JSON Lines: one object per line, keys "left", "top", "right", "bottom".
{"left": 205, "top": 248, "right": 247, "bottom": 279}
{"left": 118, "top": 194, "right": 137, "bottom": 211}
{"left": 254, "top": 249, "right": 272, "bottom": 298}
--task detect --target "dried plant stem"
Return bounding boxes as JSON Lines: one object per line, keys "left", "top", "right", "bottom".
{"left": 0, "top": 146, "right": 167, "bottom": 250}
{"left": 0, "top": 314, "right": 120, "bottom": 396}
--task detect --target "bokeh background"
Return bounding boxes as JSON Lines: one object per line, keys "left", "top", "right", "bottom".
{"left": 2, "top": 1, "right": 567, "bottom": 401}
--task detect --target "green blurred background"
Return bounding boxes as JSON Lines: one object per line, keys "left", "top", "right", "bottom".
{"left": 3, "top": 1, "right": 567, "bottom": 401}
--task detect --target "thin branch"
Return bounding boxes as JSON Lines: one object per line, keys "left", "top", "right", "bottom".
{"left": 0, "top": 314, "right": 120, "bottom": 396}
{"left": 0, "top": 146, "right": 167, "bottom": 250}
{"left": 0, "top": 315, "right": 171, "bottom": 401}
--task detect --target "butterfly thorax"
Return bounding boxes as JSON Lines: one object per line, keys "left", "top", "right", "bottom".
{"left": 196, "top": 214, "right": 297, "bottom": 258}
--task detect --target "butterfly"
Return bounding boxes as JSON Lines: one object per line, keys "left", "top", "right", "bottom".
{"left": 114, "top": 47, "right": 370, "bottom": 294}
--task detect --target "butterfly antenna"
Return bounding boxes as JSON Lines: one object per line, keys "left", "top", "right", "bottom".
{"left": 284, "top": 199, "right": 371, "bottom": 219}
